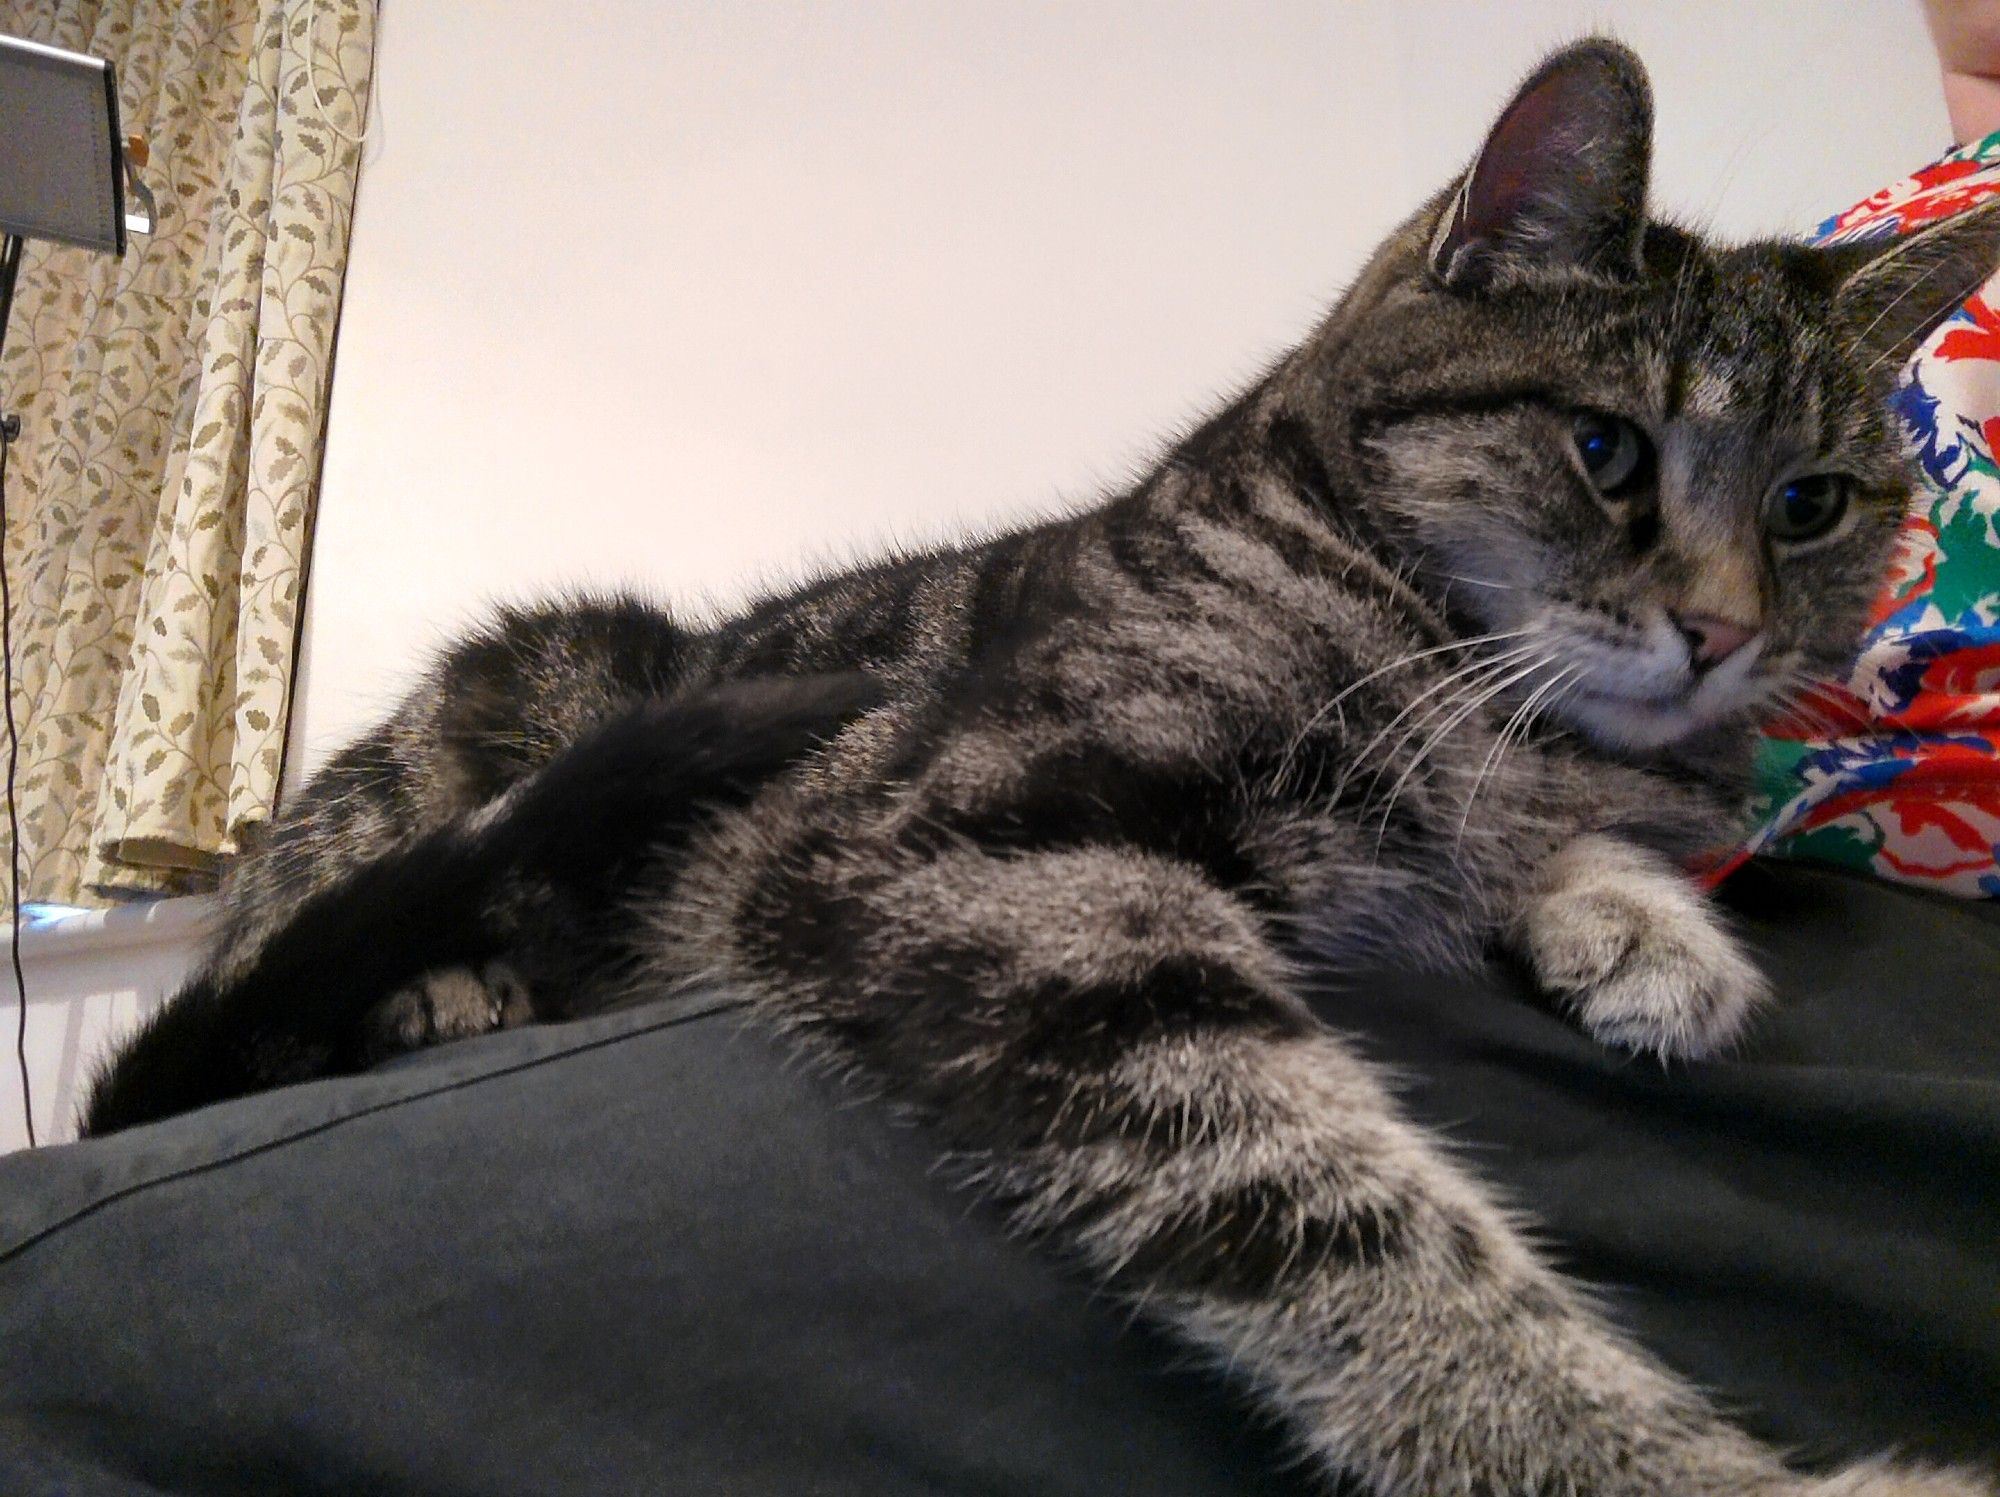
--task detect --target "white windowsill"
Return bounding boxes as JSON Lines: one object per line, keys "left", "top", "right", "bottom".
{"left": 0, "top": 895, "right": 218, "bottom": 1151}
{"left": 0, "top": 895, "right": 218, "bottom": 963}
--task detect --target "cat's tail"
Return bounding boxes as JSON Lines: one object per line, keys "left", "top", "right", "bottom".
{"left": 78, "top": 671, "right": 884, "bottom": 1139}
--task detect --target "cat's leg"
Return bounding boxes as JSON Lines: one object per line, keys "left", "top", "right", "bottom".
{"left": 700, "top": 823, "right": 1981, "bottom": 1497}
{"left": 81, "top": 674, "right": 879, "bottom": 1136}
{"left": 1512, "top": 833, "right": 1768, "bottom": 1059}
{"left": 210, "top": 597, "right": 699, "bottom": 987}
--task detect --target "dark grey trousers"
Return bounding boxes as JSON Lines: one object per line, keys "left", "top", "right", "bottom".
{"left": 2, "top": 861, "right": 1995, "bottom": 1495}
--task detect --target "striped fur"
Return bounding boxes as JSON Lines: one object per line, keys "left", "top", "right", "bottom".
{"left": 83, "top": 41, "right": 1998, "bottom": 1496}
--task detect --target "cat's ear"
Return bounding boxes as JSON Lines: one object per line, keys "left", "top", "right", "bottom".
{"left": 1428, "top": 38, "right": 1653, "bottom": 291}
{"left": 1819, "top": 204, "right": 2000, "bottom": 371}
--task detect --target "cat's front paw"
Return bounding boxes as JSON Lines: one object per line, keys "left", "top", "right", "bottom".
{"left": 364, "top": 962, "right": 535, "bottom": 1061}
{"left": 1810, "top": 1462, "right": 2000, "bottom": 1497}
{"left": 1513, "top": 835, "right": 1767, "bottom": 1060}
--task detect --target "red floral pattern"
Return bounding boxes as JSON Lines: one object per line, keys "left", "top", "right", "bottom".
{"left": 1738, "top": 132, "right": 2000, "bottom": 897}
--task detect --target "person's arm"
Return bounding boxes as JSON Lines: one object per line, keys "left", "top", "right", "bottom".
{"left": 1924, "top": 0, "right": 2000, "bottom": 143}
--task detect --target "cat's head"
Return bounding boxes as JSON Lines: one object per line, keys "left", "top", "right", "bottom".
{"left": 1287, "top": 38, "right": 2000, "bottom": 754}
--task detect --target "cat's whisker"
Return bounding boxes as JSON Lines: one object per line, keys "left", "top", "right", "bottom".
{"left": 1347, "top": 646, "right": 1557, "bottom": 799}
{"left": 1763, "top": 682, "right": 1835, "bottom": 729}
{"left": 1772, "top": 666, "right": 1850, "bottom": 704}
{"left": 1763, "top": 670, "right": 1858, "bottom": 739}
{"left": 1366, "top": 656, "right": 1558, "bottom": 854}
{"left": 1765, "top": 687, "right": 1847, "bottom": 741}
{"left": 1366, "top": 651, "right": 1559, "bottom": 854}
{"left": 1452, "top": 663, "right": 1584, "bottom": 850}
{"left": 1663, "top": 219, "right": 1703, "bottom": 352}
{"left": 1425, "top": 567, "right": 1521, "bottom": 598}
{"left": 1325, "top": 642, "right": 1548, "bottom": 804}
{"left": 1859, "top": 256, "right": 1998, "bottom": 377}
{"left": 1777, "top": 707, "right": 1847, "bottom": 741}
{"left": 1313, "top": 640, "right": 1542, "bottom": 792}
{"left": 1279, "top": 628, "right": 1533, "bottom": 784}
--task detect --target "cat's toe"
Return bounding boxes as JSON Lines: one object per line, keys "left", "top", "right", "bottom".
{"left": 366, "top": 962, "right": 533, "bottom": 1059}
{"left": 1516, "top": 836, "right": 1767, "bottom": 1061}
{"left": 1532, "top": 888, "right": 1767, "bottom": 1059}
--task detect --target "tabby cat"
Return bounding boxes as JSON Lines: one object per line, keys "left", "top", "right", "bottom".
{"left": 84, "top": 40, "right": 2000, "bottom": 1497}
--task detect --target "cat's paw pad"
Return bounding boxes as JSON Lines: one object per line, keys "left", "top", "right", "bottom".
{"left": 366, "top": 962, "right": 534, "bottom": 1058}
{"left": 1810, "top": 1462, "right": 2000, "bottom": 1497}
{"left": 1516, "top": 837, "right": 1767, "bottom": 1060}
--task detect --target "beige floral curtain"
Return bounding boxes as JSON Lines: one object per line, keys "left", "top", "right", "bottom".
{"left": 0, "top": 0, "right": 375, "bottom": 904}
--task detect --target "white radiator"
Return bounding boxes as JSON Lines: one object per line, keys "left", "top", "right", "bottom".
{"left": 0, "top": 897, "right": 212, "bottom": 1153}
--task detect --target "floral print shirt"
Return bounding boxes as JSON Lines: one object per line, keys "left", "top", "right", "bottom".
{"left": 1740, "top": 131, "right": 2000, "bottom": 897}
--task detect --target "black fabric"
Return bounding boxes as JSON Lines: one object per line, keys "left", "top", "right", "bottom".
{"left": 1318, "top": 861, "right": 2000, "bottom": 1468}
{"left": 0, "top": 860, "right": 1994, "bottom": 1494}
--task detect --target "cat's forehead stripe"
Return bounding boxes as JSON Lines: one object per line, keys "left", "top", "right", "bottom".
{"left": 1681, "top": 368, "right": 1736, "bottom": 419}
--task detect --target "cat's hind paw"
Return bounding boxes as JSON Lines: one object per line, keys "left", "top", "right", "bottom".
{"left": 365, "top": 962, "right": 535, "bottom": 1061}
{"left": 1514, "top": 835, "right": 1768, "bottom": 1061}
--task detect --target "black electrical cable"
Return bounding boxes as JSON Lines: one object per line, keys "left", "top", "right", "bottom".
{"left": 1, "top": 230, "right": 34, "bottom": 1148}
{"left": 1, "top": 427, "right": 30, "bottom": 1150}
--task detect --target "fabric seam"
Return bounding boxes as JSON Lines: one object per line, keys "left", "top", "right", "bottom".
{"left": 0, "top": 995, "right": 752, "bottom": 1265}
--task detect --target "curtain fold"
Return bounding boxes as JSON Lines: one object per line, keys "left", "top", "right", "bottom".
{"left": 0, "top": 0, "right": 375, "bottom": 904}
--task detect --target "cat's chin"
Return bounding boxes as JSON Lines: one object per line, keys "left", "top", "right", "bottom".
{"left": 1554, "top": 682, "right": 1763, "bottom": 754}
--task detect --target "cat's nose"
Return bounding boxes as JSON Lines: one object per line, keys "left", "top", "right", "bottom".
{"left": 1670, "top": 610, "right": 1759, "bottom": 670}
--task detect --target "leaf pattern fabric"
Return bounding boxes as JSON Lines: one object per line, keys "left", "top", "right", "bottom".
{"left": 1737, "top": 133, "right": 2000, "bottom": 897}
{"left": 0, "top": 0, "right": 375, "bottom": 904}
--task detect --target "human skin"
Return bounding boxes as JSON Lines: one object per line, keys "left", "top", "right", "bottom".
{"left": 1925, "top": 0, "right": 2000, "bottom": 142}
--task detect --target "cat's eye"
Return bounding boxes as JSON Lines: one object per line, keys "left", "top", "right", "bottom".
{"left": 1763, "top": 474, "right": 1851, "bottom": 543}
{"left": 1571, "top": 413, "right": 1653, "bottom": 498}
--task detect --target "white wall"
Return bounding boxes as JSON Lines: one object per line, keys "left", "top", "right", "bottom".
{"left": 294, "top": 0, "right": 1948, "bottom": 771}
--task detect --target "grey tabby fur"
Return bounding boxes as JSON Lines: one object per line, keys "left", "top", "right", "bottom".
{"left": 85, "top": 39, "right": 2000, "bottom": 1497}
